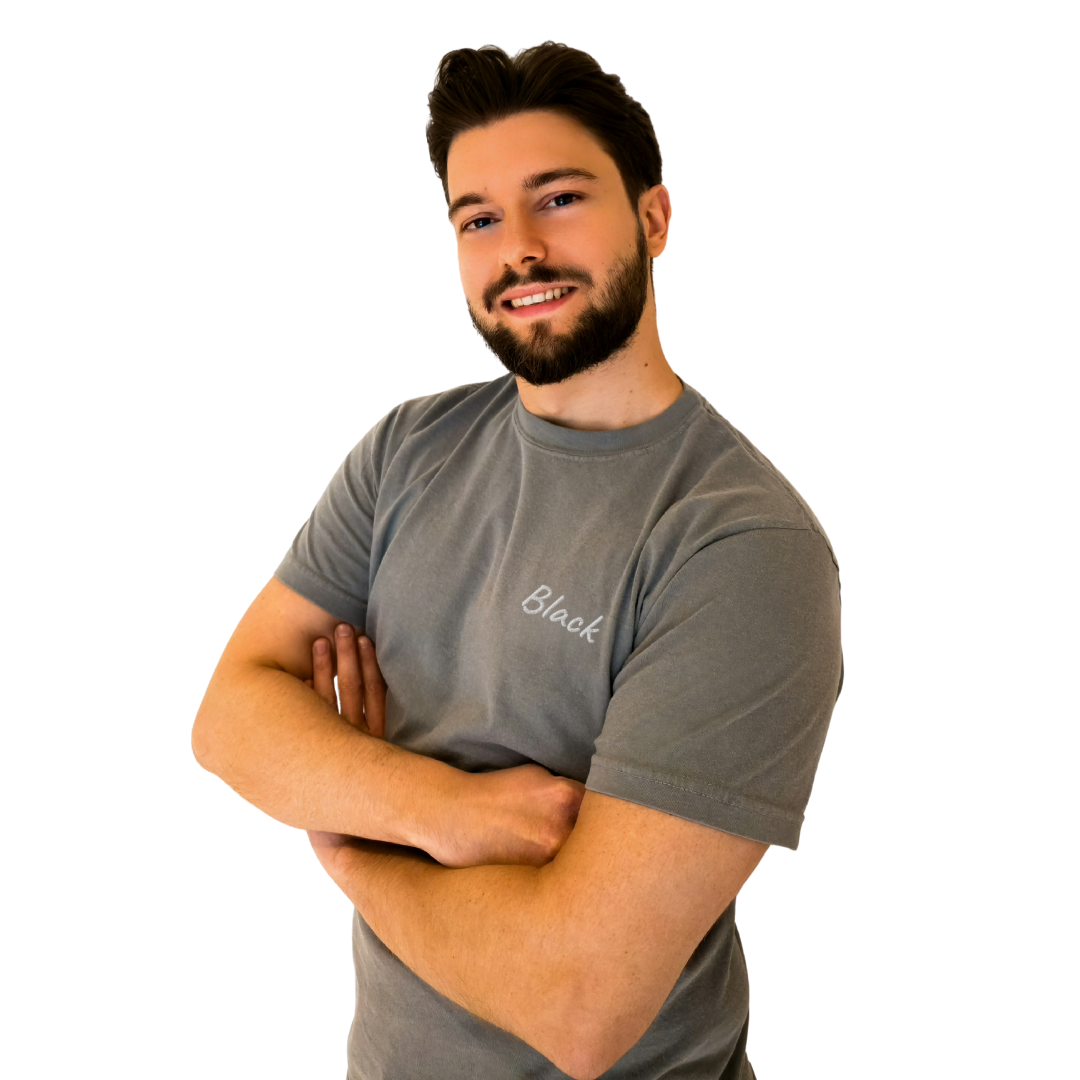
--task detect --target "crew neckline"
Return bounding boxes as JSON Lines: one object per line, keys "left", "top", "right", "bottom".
{"left": 512, "top": 380, "right": 700, "bottom": 455}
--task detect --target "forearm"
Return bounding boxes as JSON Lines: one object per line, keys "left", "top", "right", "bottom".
{"left": 311, "top": 793, "right": 741, "bottom": 1078}
{"left": 193, "top": 661, "right": 463, "bottom": 848}
{"left": 321, "top": 841, "right": 590, "bottom": 1074}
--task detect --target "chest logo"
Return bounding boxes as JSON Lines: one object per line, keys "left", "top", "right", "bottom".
{"left": 521, "top": 585, "right": 605, "bottom": 643}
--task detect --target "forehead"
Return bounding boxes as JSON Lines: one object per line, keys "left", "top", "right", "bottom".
{"left": 446, "top": 110, "right": 619, "bottom": 199}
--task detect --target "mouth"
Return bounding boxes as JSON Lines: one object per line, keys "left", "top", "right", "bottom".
{"left": 500, "top": 285, "right": 578, "bottom": 318}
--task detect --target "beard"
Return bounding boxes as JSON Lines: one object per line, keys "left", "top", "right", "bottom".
{"left": 467, "top": 222, "right": 651, "bottom": 387}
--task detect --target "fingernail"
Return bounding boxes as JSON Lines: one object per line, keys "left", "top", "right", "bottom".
{"left": 359, "top": 636, "right": 370, "bottom": 649}
{"left": 336, "top": 624, "right": 351, "bottom": 638}
{"left": 314, "top": 638, "right": 328, "bottom": 654}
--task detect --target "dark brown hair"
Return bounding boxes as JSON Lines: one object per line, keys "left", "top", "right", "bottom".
{"left": 426, "top": 42, "right": 662, "bottom": 209}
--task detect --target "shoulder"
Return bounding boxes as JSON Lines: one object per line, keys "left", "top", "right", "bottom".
{"left": 681, "top": 388, "right": 828, "bottom": 528}
{"left": 384, "top": 375, "right": 515, "bottom": 438}
{"left": 632, "top": 387, "right": 839, "bottom": 620}
{"left": 360, "top": 375, "right": 517, "bottom": 476}
{"left": 667, "top": 385, "right": 835, "bottom": 558}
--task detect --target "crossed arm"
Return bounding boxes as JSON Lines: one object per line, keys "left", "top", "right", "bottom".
{"left": 193, "top": 578, "right": 766, "bottom": 1080}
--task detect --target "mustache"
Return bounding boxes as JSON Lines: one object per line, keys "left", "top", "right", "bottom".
{"left": 483, "top": 264, "right": 595, "bottom": 312}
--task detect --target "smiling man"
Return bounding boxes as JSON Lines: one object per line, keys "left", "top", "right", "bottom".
{"left": 193, "top": 42, "right": 843, "bottom": 1080}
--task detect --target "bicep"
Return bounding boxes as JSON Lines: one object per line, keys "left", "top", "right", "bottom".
{"left": 192, "top": 578, "right": 351, "bottom": 768}
{"left": 551, "top": 790, "right": 766, "bottom": 962}
{"left": 218, "top": 576, "right": 351, "bottom": 680}
{"left": 542, "top": 791, "right": 766, "bottom": 1069}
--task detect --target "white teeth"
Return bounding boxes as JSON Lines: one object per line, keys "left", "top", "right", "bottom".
{"left": 508, "top": 287, "right": 570, "bottom": 309}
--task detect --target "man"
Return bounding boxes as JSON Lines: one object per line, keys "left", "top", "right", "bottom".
{"left": 193, "top": 41, "right": 842, "bottom": 1080}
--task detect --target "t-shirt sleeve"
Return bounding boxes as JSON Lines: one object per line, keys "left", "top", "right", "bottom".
{"left": 586, "top": 527, "right": 843, "bottom": 849}
{"left": 274, "top": 425, "right": 383, "bottom": 627}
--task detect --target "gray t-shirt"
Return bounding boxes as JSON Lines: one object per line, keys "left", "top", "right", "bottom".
{"left": 276, "top": 375, "right": 842, "bottom": 1079}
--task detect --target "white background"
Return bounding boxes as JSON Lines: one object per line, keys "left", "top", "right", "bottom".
{"left": 2, "top": 2, "right": 1076, "bottom": 1077}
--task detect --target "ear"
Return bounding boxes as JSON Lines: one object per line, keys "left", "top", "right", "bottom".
{"left": 639, "top": 184, "right": 672, "bottom": 258}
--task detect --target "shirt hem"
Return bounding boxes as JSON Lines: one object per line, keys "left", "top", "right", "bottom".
{"left": 274, "top": 559, "right": 367, "bottom": 627}
{"left": 586, "top": 759, "right": 804, "bottom": 849}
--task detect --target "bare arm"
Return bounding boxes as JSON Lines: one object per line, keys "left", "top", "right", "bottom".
{"left": 304, "top": 639, "right": 766, "bottom": 1078}
{"left": 192, "top": 577, "right": 455, "bottom": 848}
{"left": 192, "top": 578, "right": 584, "bottom": 865}
{"left": 310, "top": 798, "right": 766, "bottom": 1080}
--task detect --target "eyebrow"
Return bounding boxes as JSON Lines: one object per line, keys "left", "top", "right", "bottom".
{"left": 447, "top": 167, "right": 601, "bottom": 221}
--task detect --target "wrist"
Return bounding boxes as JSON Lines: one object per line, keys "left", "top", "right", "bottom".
{"left": 404, "top": 759, "right": 475, "bottom": 865}
{"left": 384, "top": 748, "right": 471, "bottom": 862}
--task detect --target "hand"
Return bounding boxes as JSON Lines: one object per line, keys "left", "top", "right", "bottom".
{"left": 433, "top": 764, "right": 586, "bottom": 869}
{"left": 305, "top": 624, "right": 387, "bottom": 864}
{"left": 310, "top": 626, "right": 585, "bottom": 869}
{"left": 306, "top": 623, "right": 386, "bottom": 738}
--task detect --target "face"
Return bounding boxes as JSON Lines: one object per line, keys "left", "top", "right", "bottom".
{"left": 446, "top": 110, "right": 652, "bottom": 386}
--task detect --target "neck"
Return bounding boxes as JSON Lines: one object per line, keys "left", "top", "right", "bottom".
{"left": 515, "top": 291, "right": 681, "bottom": 432}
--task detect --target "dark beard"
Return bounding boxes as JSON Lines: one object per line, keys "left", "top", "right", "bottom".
{"left": 467, "top": 223, "right": 651, "bottom": 387}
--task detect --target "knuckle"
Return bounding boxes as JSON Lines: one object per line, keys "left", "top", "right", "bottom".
{"left": 555, "top": 781, "right": 578, "bottom": 807}
{"left": 541, "top": 827, "right": 565, "bottom": 860}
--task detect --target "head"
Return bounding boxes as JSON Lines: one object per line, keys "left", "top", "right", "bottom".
{"left": 427, "top": 43, "right": 669, "bottom": 386}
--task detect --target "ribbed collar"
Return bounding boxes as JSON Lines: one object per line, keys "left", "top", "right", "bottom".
{"left": 512, "top": 380, "right": 700, "bottom": 455}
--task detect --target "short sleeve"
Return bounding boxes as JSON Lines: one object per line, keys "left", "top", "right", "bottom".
{"left": 587, "top": 528, "right": 842, "bottom": 849}
{"left": 274, "top": 424, "right": 382, "bottom": 627}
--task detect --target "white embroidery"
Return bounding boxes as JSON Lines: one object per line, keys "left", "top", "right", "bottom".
{"left": 521, "top": 586, "right": 551, "bottom": 614}
{"left": 521, "top": 586, "right": 605, "bottom": 643}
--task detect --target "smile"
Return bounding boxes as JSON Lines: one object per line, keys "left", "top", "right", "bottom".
{"left": 501, "top": 286, "right": 577, "bottom": 316}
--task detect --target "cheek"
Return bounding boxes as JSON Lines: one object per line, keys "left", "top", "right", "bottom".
{"left": 457, "top": 251, "right": 487, "bottom": 302}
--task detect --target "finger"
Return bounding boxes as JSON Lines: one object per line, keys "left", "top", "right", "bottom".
{"left": 359, "top": 636, "right": 387, "bottom": 739}
{"left": 304, "top": 679, "right": 313, "bottom": 688}
{"left": 312, "top": 638, "right": 337, "bottom": 709}
{"left": 334, "top": 623, "right": 366, "bottom": 730}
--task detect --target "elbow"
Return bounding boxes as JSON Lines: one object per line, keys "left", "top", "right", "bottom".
{"left": 546, "top": 1026, "right": 632, "bottom": 1080}
{"left": 191, "top": 693, "right": 231, "bottom": 778}
{"left": 191, "top": 707, "right": 219, "bottom": 773}
{"left": 545, "top": 1047, "right": 605, "bottom": 1080}
{"left": 518, "top": 928, "right": 659, "bottom": 1078}
{"left": 541, "top": 993, "right": 648, "bottom": 1080}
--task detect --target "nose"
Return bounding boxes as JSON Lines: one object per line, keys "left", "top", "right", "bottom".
{"left": 498, "top": 212, "right": 547, "bottom": 270}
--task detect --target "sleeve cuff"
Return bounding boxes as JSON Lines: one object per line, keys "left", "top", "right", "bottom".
{"left": 274, "top": 558, "right": 367, "bottom": 628}
{"left": 586, "top": 758, "right": 804, "bottom": 849}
